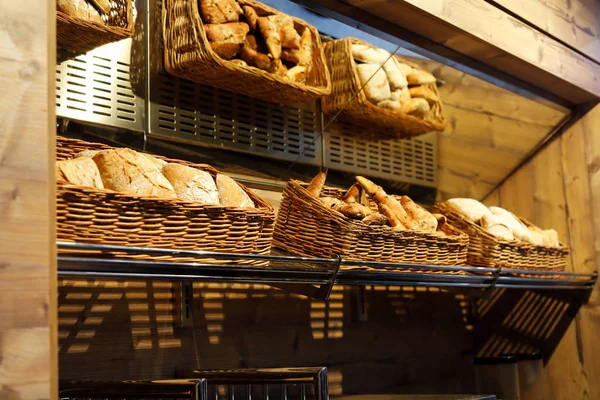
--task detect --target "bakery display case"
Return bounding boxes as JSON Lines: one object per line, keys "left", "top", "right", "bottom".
{"left": 3, "top": 0, "right": 600, "bottom": 399}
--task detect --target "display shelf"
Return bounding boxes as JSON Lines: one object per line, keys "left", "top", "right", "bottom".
{"left": 57, "top": 242, "right": 597, "bottom": 300}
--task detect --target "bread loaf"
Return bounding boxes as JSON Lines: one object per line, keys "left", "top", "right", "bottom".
{"left": 445, "top": 198, "right": 492, "bottom": 223}
{"left": 400, "top": 195, "right": 437, "bottom": 232}
{"left": 402, "top": 98, "right": 430, "bottom": 118}
{"left": 243, "top": 6, "right": 258, "bottom": 31}
{"left": 205, "top": 22, "right": 249, "bottom": 59}
{"left": 162, "top": 164, "right": 219, "bottom": 204}
{"left": 93, "top": 149, "right": 177, "bottom": 198}
{"left": 241, "top": 35, "right": 279, "bottom": 72}
{"left": 391, "top": 87, "right": 411, "bottom": 107}
{"left": 76, "top": 150, "right": 101, "bottom": 158}
{"left": 57, "top": 0, "right": 103, "bottom": 24}
{"left": 56, "top": 158, "right": 104, "bottom": 189}
{"left": 199, "top": 0, "right": 240, "bottom": 24}
{"left": 481, "top": 214, "right": 514, "bottom": 241}
{"left": 216, "top": 174, "right": 255, "bottom": 207}
{"left": 281, "top": 28, "right": 312, "bottom": 66}
{"left": 142, "top": 154, "right": 168, "bottom": 170}
{"left": 489, "top": 206, "right": 531, "bottom": 242}
{"left": 257, "top": 17, "right": 281, "bottom": 59}
{"left": 268, "top": 14, "right": 300, "bottom": 50}
{"left": 356, "top": 64, "right": 391, "bottom": 104}
{"left": 406, "top": 69, "right": 436, "bottom": 85}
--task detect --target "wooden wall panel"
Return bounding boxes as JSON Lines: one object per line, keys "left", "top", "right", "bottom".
{"left": 483, "top": 104, "right": 600, "bottom": 400}
{"left": 0, "top": 0, "right": 56, "bottom": 396}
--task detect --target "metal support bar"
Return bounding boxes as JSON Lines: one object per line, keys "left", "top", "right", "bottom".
{"left": 174, "top": 281, "right": 194, "bottom": 328}
{"left": 314, "top": 255, "right": 342, "bottom": 300}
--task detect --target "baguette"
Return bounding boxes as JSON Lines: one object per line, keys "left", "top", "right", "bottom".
{"left": 269, "top": 14, "right": 300, "bottom": 50}
{"left": 243, "top": 6, "right": 258, "bottom": 31}
{"left": 378, "top": 204, "right": 404, "bottom": 230}
{"left": 362, "top": 212, "right": 388, "bottom": 225}
{"left": 320, "top": 196, "right": 342, "bottom": 211}
{"left": 240, "top": 35, "right": 279, "bottom": 73}
{"left": 355, "top": 176, "right": 411, "bottom": 229}
{"left": 400, "top": 195, "right": 437, "bottom": 232}
{"left": 343, "top": 184, "right": 361, "bottom": 203}
{"left": 281, "top": 28, "right": 312, "bottom": 66}
{"left": 339, "top": 202, "right": 373, "bottom": 219}
{"left": 307, "top": 169, "right": 327, "bottom": 197}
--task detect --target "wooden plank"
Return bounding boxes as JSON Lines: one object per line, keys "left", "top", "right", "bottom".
{"left": 0, "top": 0, "right": 56, "bottom": 396}
{"left": 318, "top": 0, "right": 600, "bottom": 103}
{"left": 490, "top": 0, "right": 600, "bottom": 64}
{"left": 498, "top": 162, "right": 535, "bottom": 221}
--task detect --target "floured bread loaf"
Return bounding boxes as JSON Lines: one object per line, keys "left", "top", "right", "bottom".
{"left": 56, "top": 158, "right": 104, "bottom": 189}
{"left": 356, "top": 63, "right": 390, "bottom": 103}
{"left": 142, "top": 154, "right": 168, "bottom": 170}
{"left": 163, "top": 163, "right": 219, "bottom": 204}
{"left": 481, "top": 214, "right": 514, "bottom": 241}
{"left": 216, "top": 174, "right": 255, "bottom": 208}
{"left": 76, "top": 150, "right": 101, "bottom": 158}
{"left": 446, "top": 198, "right": 492, "bottom": 223}
{"left": 93, "top": 149, "right": 176, "bottom": 198}
{"left": 489, "top": 206, "right": 531, "bottom": 242}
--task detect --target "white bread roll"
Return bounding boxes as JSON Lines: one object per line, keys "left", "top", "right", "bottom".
{"left": 481, "top": 214, "right": 514, "bottom": 241}
{"left": 356, "top": 63, "right": 391, "bottom": 104}
{"left": 351, "top": 44, "right": 387, "bottom": 64}
{"left": 162, "top": 163, "right": 219, "bottom": 204}
{"left": 489, "top": 206, "right": 531, "bottom": 242}
{"left": 446, "top": 198, "right": 492, "bottom": 223}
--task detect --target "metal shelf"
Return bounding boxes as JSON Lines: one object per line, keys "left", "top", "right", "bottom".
{"left": 57, "top": 242, "right": 597, "bottom": 300}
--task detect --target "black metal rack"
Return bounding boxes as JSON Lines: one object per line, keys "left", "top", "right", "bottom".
{"left": 57, "top": 242, "right": 597, "bottom": 301}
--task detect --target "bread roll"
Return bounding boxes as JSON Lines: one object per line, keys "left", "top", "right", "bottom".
{"left": 397, "top": 62, "right": 413, "bottom": 77}
{"left": 528, "top": 227, "right": 545, "bottom": 246}
{"left": 481, "top": 214, "right": 514, "bottom": 241}
{"left": 56, "top": 158, "right": 104, "bottom": 189}
{"left": 409, "top": 85, "right": 438, "bottom": 105}
{"left": 351, "top": 44, "right": 387, "bottom": 65}
{"left": 57, "top": 0, "right": 103, "bottom": 24}
{"left": 406, "top": 69, "right": 436, "bottom": 85}
{"left": 257, "top": 17, "right": 281, "bottom": 59}
{"left": 216, "top": 174, "right": 254, "bottom": 207}
{"left": 162, "top": 164, "right": 219, "bottom": 204}
{"left": 376, "top": 100, "right": 402, "bottom": 110}
{"left": 543, "top": 229, "right": 560, "bottom": 247}
{"left": 445, "top": 198, "right": 492, "bottom": 223}
{"left": 489, "top": 206, "right": 531, "bottom": 242}
{"left": 402, "top": 98, "right": 430, "bottom": 118}
{"left": 400, "top": 195, "right": 437, "bottom": 232}
{"left": 356, "top": 64, "right": 391, "bottom": 104}
{"left": 199, "top": 0, "right": 240, "bottom": 23}
{"left": 378, "top": 51, "right": 407, "bottom": 90}
{"left": 281, "top": 28, "right": 312, "bottom": 66}
{"left": 391, "top": 87, "right": 411, "bottom": 107}
{"left": 243, "top": 6, "right": 258, "bottom": 31}
{"left": 93, "top": 149, "right": 176, "bottom": 198}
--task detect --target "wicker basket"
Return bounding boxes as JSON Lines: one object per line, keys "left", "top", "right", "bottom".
{"left": 273, "top": 180, "right": 468, "bottom": 269}
{"left": 433, "top": 202, "right": 569, "bottom": 271}
{"left": 322, "top": 38, "right": 446, "bottom": 139}
{"left": 57, "top": 0, "right": 135, "bottom": 53}
{"left": 162, "top": 0, "right": 331, "bottom": 105}
{"left": 56, "top": 136, "right": 275, "bottom": 265}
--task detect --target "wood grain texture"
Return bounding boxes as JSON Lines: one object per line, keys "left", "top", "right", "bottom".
{"left": 0, "top": 0, "right": 56, "bottom": 395}
{"left": 490, "top": 0, "right": 600, "bottom": 64}
{"left": 483, "top": 104, "right": 600, "bottom": 400}
{"left": 332, "top": 0, "right": 600, "bottom": 103}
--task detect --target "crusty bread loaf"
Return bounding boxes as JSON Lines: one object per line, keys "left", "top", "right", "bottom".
{"left": 356, "top": 64, "right": 390, "bottom": 104}
{"left": 142, "top": 154, "right": 168, "bottom": 170}
{"left": 269, "top": 14, "right": 300, "bottom": 50}
{"left": 400, "top": 195, "right": 437, "bottom": 232}
{"left": 243, "top": 6, "right": 258, "bottom": 31}
{"left": 446, "top": 198, "right": 492, "bottom": 223}
{"left": 57, "top": 0, "right": 103, "bottom": 23}
{"left": 199, "top": 0, "right": 240, "bottom": 23}
{"left": 76, "top": 149, "right": 101, "bottom": 158}
{"left": 162, "top": 163, "right": 219, "bottom": 204}
{"left": 205, "top": 22, "right": 249, "bottom": 59}
{"left": 481, "top": 214, "right": 514, "bottom": 241}
{"left": 257, "top": 17, "right": 281, "bottom": 59}
{"left": 281, "top": 28, "right": 313, "bottom": 66}
{"left": 93, "top": 149, "right": 176, "bottom": 198}
{"left": 216, "top": 174, "right": 255, "bottom": 207}
{"left": 56, "top": 158, "right": 104, "bottom": 189}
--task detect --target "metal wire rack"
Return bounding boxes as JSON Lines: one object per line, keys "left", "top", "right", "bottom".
{"left": 59, "top": 379, "right": 206, "bottom": 399}
{"left": 57, "top": 242, "right": 597, "bottom": 299}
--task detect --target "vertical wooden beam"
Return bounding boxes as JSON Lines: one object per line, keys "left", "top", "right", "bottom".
{"left": 0, "top": 0, "right": 56, "bottom": 395}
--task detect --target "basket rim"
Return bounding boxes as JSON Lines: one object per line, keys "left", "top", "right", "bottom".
{"left": 56, "top": 2, "right": 135, "bottom": 36}
{"left": 288, "top": 179, "right": 468, "bottom": 242}
{"left": 56, "top": 136, "right": 275, "bottom": 213}
{"left": 434, "top": 201, "right": 569, "bottom": 253}
{"left": 324, "top": 37, "right": 446, "bottom": 131}
{"left": 162, "top": 0, "right": 332, "bottom": 96}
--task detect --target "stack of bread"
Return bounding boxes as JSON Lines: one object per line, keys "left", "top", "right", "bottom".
{"left": 199, "top": 0, "right": 313, "bottom": 83}
{"left": 56, "top": 148, "right": 255, "bottom": 208}
{"left": 57, "top": 0, "right": 110, "bottom": 24}
{"left": 306, "top": 170, "right": 443, "bottom": 233}
{"left": 444, "top": 198, "right": 560, "bottom": 247}
{"left": 351, "top": 43, "right": 439, "bottom": 119}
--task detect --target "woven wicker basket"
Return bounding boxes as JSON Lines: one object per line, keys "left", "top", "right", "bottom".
{"left": 57, "top": 0, "right": 135, "bottom": 53}
{"left": 56, "top": 136, "right": 275, "bottom": 265}
{"left": 433, "top": 202, "right": 569, "bottom": 271}
{"left": 322, "top": 38, "right": 446, "bottom": 139}
{"left": 162, "top": 0, "right": 331, "bottom": 105}
{"left": 274, "top": 180, "right": 468, "bottom": 269}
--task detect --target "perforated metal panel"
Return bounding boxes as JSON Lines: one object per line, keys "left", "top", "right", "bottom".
{"left": 148, "top": 72, "right": 322, "bottom": 164}
{"left": 56, "top": 38, "right": 145, "bottom": 132}
{"left": 323, "top": 120, "right": 437, "bottom": 187}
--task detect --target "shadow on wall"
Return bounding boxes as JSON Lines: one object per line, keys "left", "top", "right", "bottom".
{"left": 59, "top": 280, "right": 487, "bottom": 394}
